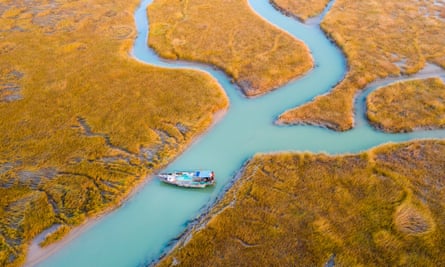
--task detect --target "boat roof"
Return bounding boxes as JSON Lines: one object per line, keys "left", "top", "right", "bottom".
{"left": 196, "top": 170, "right": 213, "bottom": 178}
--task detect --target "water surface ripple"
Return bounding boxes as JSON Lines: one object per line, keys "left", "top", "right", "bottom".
{"left": 39, "top": 0, "right": 445, "bottom": 266}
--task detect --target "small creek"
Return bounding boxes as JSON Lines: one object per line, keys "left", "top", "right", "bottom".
{"left": 37, "top": 0, "right": 445, "bottom": 266}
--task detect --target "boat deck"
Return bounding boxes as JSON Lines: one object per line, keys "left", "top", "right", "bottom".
{"left": 158, "top": 170, "right": 215, "bottom": 188}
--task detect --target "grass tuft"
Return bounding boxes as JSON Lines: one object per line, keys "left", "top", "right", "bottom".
{"left": 394, "top": 204, "right": 434, "bottom": 235}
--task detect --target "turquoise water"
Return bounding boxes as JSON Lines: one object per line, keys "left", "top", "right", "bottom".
{"left": 38, "top": 0, "right": 445, "bottom": 266}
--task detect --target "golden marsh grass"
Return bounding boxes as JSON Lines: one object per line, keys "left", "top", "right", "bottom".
{"left": 0, "top": 0, "right": 228, "bottom": 265}
{"left": 278, "top": 0, "right": 445, "bottom": 131}
{"left": 270, "top": 0, "right": 330, "bottom": 21}
{"left": 147, "top": 0, "right": 313, "bottom": 96}
{"left": 159, "top": 140, "right": 445, "bottom": 266}
{"left": 367, "top": 78, "right": 445, "bottom": 132}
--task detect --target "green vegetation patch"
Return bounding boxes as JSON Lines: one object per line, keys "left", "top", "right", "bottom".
{"left": 277, "top": 0, "right": 445, "bottom": 131}
{"left": 0, "top": 0, "right": 228, "bottom": 265}
{"left": 160, "top": 140, "right": 445, "bottom": 266}
{"left": 367, "top": 78, "right": 445, "bottom": 132}
{"left": 148, "top": 0, "right": 313, "bottom": 96}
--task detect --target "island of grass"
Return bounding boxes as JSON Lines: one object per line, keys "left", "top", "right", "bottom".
{"left": 159, "top": 140, "right": 445, "bottom": 266}
{"left": 147, "top": 0, "right": 313, "bottom": 97}
{"left": 367, "top": 78, "right": 445, "bottom": 133}
{"left": 277, "top": 0, "right": 445, "bottom": 131}
{"left": 0, "top": 0, "right": 228, "bottom": 266}
{"left": 269, "top": 0, "right": 330, "bottom": 22}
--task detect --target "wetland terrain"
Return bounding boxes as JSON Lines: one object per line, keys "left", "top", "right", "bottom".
{"left": 0, "top": 0, "right": 444, "bottom": 266}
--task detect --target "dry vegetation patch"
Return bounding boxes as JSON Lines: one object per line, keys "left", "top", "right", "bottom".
{"left": 159, "top": 140, "right": 445, "bottom": 266}
{"left": 0, "top": 68, "right": 23, "bottom": 102}
{"left": 394, "top": 204, "right": 434, "bottom": 235}
{"left": 0, "top": 0, "right": 228, "bottom": 266}
{"left": 270, "top": 0, "right": 330, "bottom": 21}
{"left": 277, "top": 0, "right": 445, "bottom": 131}
{"left": 148, "top": 0, "right": 313, "bottom": 96}
{"left": 367, "top": 78, "right": 445, "bottom": 132}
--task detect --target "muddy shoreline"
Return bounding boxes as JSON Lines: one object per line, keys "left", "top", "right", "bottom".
{"left": 24, "top": 109, "right": 228, "bottom": 267}
{"left": 147, "top": 159, "right": 251, "bottom": 266}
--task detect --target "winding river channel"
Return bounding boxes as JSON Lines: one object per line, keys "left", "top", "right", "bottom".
{"left": 36, "top": 0, "right": 445, "bottom": 266}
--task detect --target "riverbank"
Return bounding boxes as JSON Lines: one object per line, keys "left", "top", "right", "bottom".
{"left": 269, "top": 0, "right": 330, "bottom": 22}
{"left": 147, "top": 0, "right": 313, "bottom": 97}
{"left": 150, "top": 158, "right": 254, "bottom": 266}
{"left": 277, "top": 0, "right": 445, "bottom": 131}
{"left": 158, "top": 139, "right": 445, "bottom": 266}
{"left": 0, "top": 0, "right": 229, "bottom": 265}
{"left": 277, "top": 63, "right": 445, "bottom": 131}
{"left": 24, "top": 107, "right": 228, "bottom": 266}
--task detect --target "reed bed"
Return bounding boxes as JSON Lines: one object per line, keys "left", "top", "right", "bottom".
{"left": 367, "top": 78, "right": 445, "bottom": 132}
{"left": 277, "top": 0, "right": 445, "bottom": 131}
{"left": 270, "top": 0, "right": 330, "bottom": 21}
{"left": 0, "top": 0, "right": 228, "bottom": 266}
{"left": 159, "top": 140, "right": 445, "bottom": 266}
{"left": 148, "top": 0, "right": 313, "bottom": 97}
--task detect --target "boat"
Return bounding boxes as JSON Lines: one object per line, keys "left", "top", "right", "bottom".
{"left": 158, "top": 170, "right": 215, "bottom": 188}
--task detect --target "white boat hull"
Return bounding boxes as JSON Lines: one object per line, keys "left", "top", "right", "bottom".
{"left": 158, "top": 170, "right": 215, "bottom": 188}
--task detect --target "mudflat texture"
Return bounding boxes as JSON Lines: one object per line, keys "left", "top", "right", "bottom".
{"left": 148, "top": 0, "right": 313, "bottom": 97}
{"left": 0, "top": 0, "right": 228, "bottom": 266}
{"left": 159, "top": 140, "right": 445, "bottom": 266}
{"left": 278, "top": 0, "right": 445, "bottom": 131}
{"left": 367, "top": 78, "right": 445, "bottom": 132}
{"left": 270, "top": 0, "right": 330, "bottom": 21}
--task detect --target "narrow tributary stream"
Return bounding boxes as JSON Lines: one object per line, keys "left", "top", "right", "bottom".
{"left": 37, "top": 0, "right": 445, "bottom": 266}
